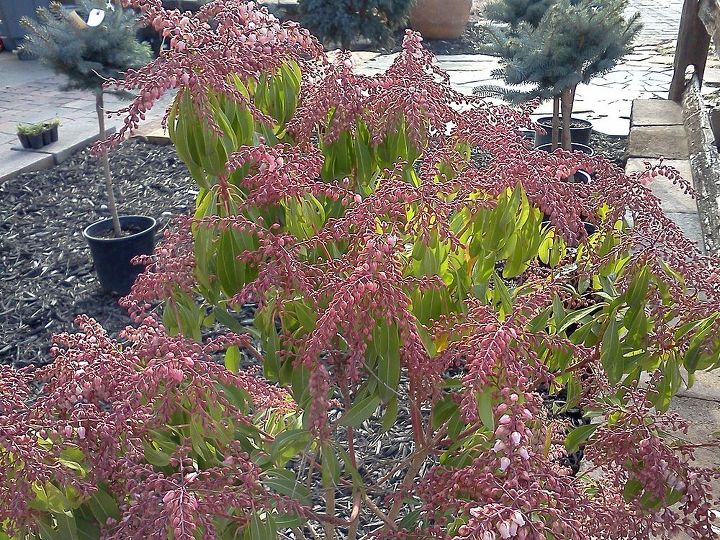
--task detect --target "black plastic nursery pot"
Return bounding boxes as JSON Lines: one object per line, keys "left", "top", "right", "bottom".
{"left": 536, "top": 142, "right": 594, "bottom": 156}
{"left": 27, "top": 133, "right": 44, "bottom": 149}
{"left": 534, "top": 116, "right": 593, "bottom": 147}
{"left": 41, "top": 125, "right": 58, "bottom": 145}
{"left": 17, "top": 133, "right": 30, "bottom": 149}
{"left": 518, "top": 128, "right": 536, "bottom": 140}
{"left": 83, "top": 215, "right": 157, "bottom": 296}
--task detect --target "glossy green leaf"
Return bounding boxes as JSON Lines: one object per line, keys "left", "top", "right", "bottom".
{"left": 339, "top": 395, "right": 380, "bottom": 427}
{"left": 225, "top": 346, "right": 241, "bottom": 373}
{"left": 565, "top": 423, "right": 598, "bottom": 454}
{"left": 262, "top": 469, "right": 311, "bottom": 504}
{"left": 601, "top": 316, "right": 623, "bottom": 383}
{"left": 143, "top": 442, "right": 171, "bottom": 467}
{"left": 374, "top": 322, "right": 401, "bottom": 402}
{"left": 381, "top": 397, "right": 399, "bottom": 433}
{"left": 270, "top": 429, "right": 313, "bottom": 465}
{"left": 476, "top": 387, "right": 495, "bottom": 432}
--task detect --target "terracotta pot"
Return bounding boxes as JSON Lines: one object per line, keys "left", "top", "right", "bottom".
{"left": 409, "top": 0, "right": 472, "bottom": 40}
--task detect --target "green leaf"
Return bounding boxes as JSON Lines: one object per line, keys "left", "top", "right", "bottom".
{"left": 552, "top": 294, "right": 565, "bottom": 331}
{"left": 601, "top": 316, "right": 623, "bottom": 383}
{"left": 399, "top": 509, "right": 422, "bottom": 531}
{"left": 492, "top": 272, "right": 513, "bottom": 316}
{"left": 291, "top": 364, "right": 311, "bottom": 408}
{"left": 248, "top": 512, "right": 276, "bottom": 540}
{"left": 339, "top": 395, "right": 380, "bottom": 428}
{"left": 558, "top": 304, "right": 603, "bottom": 334}
{"left": 381, "top": 397, "right": 399, "bottom": 433}
{"left": 622, "top": 478, "right": 643, "bottom": 502}
{"left": 225, "top": 346, "right": 241, "bottom": 373}
{"left": 565, "top": 423, "right": 598, "bottom": 454}
{"left": 432, "top": 396, "right": 458, "bottom": 429}
{"left": 216, "top": 230, "right": 245, "bottom": 298}
{"left": 262, "top": 469, "right": 311, "bottom": 504}
{"left": 684, "top": 317, "right": 718, "bottom": 373}
{"left": 54, "top": 512, "right": 79, "bottom": 540}
{"left": 143, "top": 441, "right": 172, "bottom": 467}
{"left": 270, "top": 429, "right": 313, "bottom": 465}
{"left": 476, "top": 388, "right": 495, "bottom": 432}
{"left": 374, "top": 322, "right": 401, "bottom": 402}
{"left": 86, "top": 487, "right": 120, "bottom": 525}
{"left": 321, "top": 442, "right": 341, "bottom": 488}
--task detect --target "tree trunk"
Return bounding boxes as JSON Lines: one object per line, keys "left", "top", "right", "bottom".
{"left": 95, "top": 91, "right": 122, "bottom": 237}
{"left": 552, "top": 95, "right": 560, "bottom": 150}
{"left": 560, "top": 86, "right": 576, "bottom": 151}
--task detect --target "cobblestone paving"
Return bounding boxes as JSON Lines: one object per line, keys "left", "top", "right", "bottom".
{"left": 629, "top": 0, "right": 684, "bottom": 45}
{"left": 352, "top": 0, "right": 690, "bottom": 135}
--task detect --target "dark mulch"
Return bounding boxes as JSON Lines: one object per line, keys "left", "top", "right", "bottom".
{"left": 590, "top": 132, "right": 629, "bottom": 168}
{"left": 0, "top": 140, "right": 195, "bottom": 367}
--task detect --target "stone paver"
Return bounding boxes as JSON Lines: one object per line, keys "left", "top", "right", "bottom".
{"left": 665, "top": 211, "right": 707, "bottom": 249}
{"left": 348, "top": 0, "right": 702, "bottom": 136}
{"left": 0, "top": 0, "right": 693, "bottom": 182}
{"left": 625, "top": 158, "right": 698, "bottom": 213}
{"left": 628, "top": 125, "right": 690, "bottom": 158}
{"left": 631, "top": 99, "right": 684, "bottom": 126}
{"left": 625, "top": 98, "right": 720, "bottom": 511}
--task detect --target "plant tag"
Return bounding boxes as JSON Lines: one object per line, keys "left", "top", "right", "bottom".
{"left": 87, "top": 8, "right": 106, "bottom": 27}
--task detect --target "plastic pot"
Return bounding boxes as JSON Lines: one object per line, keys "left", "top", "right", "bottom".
{"left": 409, "top": 0, "right": 472, "bottom": 39}
{"left": 534, "top": 116, "right": 593, "bottom": 147}
{"left": 17, "top": 133, "right": 30, "bottom": 149}
{"left": 83, "top": 215, "right": 157, "bottom": 295}
{"left": 535, "top": 142, "right": 594, "bottom": 156}
{"left": 518, "top": 128, "right": 535, "bottom": 140}
{"left": 41, "top": 125, "right": 58, "bottom": 145}
{"left": 27, "top": 133, "right": 44, "bottom": 149}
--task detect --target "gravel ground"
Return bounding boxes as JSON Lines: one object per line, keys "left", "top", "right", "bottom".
{"left": 0, "top": 140, "right": 195, "bottom": 367}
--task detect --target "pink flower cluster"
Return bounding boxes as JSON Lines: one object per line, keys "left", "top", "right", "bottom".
{"left": 0, "top": 315, "right": 294, "bottom": 535}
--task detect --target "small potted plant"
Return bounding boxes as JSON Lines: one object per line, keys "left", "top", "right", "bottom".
{"left": 16, "top": 122, "right": 45, "bottom": 149}
{"left": 17, "top": 118, "right": 61, "bottom": 149}
{"left": 21, "top": 0, "right": 153, "bottom": 295}
{"left": 42, "top": 118, "right": 61, "bottom": 145}
{"left": 477, "top": 0, "right": 641, "bottom": 151}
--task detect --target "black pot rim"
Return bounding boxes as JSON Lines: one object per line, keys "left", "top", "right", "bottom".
{"left": 535, "top": 142, "right": 594, "bottom": 156}
{"left": 535, "top": 116, "right": 593, "bottom": 129}
{"left": 83, "top": 215, "right": 157, "bottom": 243}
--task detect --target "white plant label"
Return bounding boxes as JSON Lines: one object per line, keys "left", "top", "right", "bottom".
{"left": 87, "top": 8, "right": 106, "bottom": 27}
